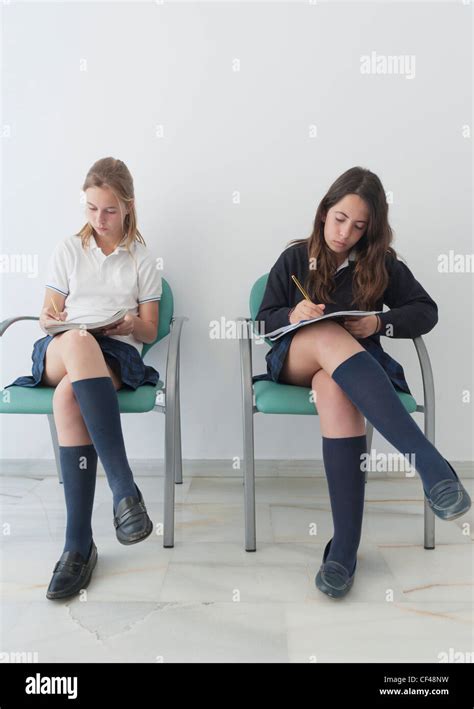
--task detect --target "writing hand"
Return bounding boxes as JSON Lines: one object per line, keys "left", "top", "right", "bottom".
{"left": 289, "top": 301, "right": 325, "bottom": 325}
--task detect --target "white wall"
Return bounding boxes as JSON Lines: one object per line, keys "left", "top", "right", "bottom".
{"left": 1, "top": 1, "right": 472, "bottom": 461}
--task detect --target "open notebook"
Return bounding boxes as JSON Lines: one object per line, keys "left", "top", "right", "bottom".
{"left": 262, "top": 310, "right": 383, "bottom": 341}
{"left": 44, "top": 309, "right": 129, "bottom": 336}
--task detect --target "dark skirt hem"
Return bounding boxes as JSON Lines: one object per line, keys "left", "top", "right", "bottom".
{"left": 252, "top": 332, "right": 412, "bottom": 396}
{"left": 4, "top": 334, "right": 160, "bottom": 391}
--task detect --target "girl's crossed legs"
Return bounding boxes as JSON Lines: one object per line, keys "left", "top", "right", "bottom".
{"left": 42, "top": 328, "right": 142, "bottom": 510}
{"left": 277, "top": 319, "right": 470, "bottom": 597}
{"left": 279, "top": 321, "right": 368, "bottom": 585}
{"left": 42, "top": 330, "right": 152, "bottom": 578}
{"left": 279, "top": 319, "right": 366, "bottom": 437}
{"left": 42, "top": 331, "right": 122, "bottom": 446}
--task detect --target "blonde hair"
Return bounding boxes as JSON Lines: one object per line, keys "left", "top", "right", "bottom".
{"left": 76, "top": 157, "right": 146, "bottom": 274}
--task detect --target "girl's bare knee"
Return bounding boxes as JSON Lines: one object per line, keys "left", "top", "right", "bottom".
{"left": 58, "top": 329, "right": 98, "bottom": 349}
{"left": 41, "top": 336, "right": 68, "bottom": 386}
{"left": 290, "top": 320, "right": 345, "bottom": 363}
{"left": 310, "top": 319, "right": 348, "bottom": 348}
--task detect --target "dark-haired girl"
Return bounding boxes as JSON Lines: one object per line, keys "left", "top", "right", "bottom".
{"left": 254, "top": 166, "right": 471, "bottom": 599}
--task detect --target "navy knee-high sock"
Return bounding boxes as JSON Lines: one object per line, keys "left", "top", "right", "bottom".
{"left": 331, "top": 351, "right": 456, "bottom": 495}
{"left": 322, "top": 435, "right": 367, "bottom": 575}
{"left": 71, "top": 377, "right": 137, "bottom": 510}
{"left": 60, "top": 444, "right": 97, "bottom": 559}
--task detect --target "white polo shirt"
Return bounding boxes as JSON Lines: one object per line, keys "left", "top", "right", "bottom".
{"left": 45, "top": 234, "right": 162, "bottom": 355}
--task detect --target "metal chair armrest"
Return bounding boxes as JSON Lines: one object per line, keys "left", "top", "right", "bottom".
{"left": 236, "top": 316, "right": 255, "bottom": 411}
{"left": 0, "top": 316, "right": 40, "bottom": 337}
{"left": 236, "top": 315, "right": 254, "bottom": 373}
{"left": 412, "top": 335, "right": 435, "bottom": 440}
{"left": 164, "top": 316, "right": 188, "bottom": 396}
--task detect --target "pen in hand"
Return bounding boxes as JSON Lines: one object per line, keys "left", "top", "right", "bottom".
{"left": 291, "top": 275, "right": 312, "bottom": 301}
{"left": 39, "top": 296, "right": 67, "bottom": 334}
{"left": 50, "top": 296, "right": 60, "bottom": 319}
{"left": 290, "top": 274, "right": 325, "bottom": 324}
{"left": 49, "top": 296, "right": 66, "bottom": 320}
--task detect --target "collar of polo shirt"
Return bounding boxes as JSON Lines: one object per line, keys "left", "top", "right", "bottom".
{"left": 335, "top": 248, "right": 356, "bottom": 273}
{"left": 89, "top": 235, "right": 128, "bottom": 253}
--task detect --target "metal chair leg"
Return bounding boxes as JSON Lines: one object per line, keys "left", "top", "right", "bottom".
{"left": 174, "top": 343, "right": 183, "bottom": 485}
{"left": 412, "top": 337, "right": 436, "bottom": 550}
{"left": 47, "top": 414, "right": 62, "bottom": 484}
{"left": 423, "top": 404, "right": 436, "bottom": 550}
{"left": 164, "top": 387, "right": 176, "bottom": 548}
{"left": 162, "top": 316, "right": 187, "bottom": 548}
{"left": 239, "top": 319, "right": 256, "bottom": 552}
{"left": 243, "top": 403, "right": 256, "bottom": 552}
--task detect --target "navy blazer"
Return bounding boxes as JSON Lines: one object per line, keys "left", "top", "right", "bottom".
{"left": 253, "top": 242, "right": 438, "bottom": 395}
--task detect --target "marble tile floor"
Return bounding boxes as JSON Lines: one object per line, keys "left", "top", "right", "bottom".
{"left": 0, "top": 472, "right": 472, "bottom": 663}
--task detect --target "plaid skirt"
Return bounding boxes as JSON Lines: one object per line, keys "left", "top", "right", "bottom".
{"left": 252, "top": 331, "right": 412, "bottom": 396}
{"left": 4, "top": 334, "right": 160, "bottom": 391}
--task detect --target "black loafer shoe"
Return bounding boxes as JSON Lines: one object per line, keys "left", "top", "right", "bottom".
{"left": 315, "top": 538, "right": 356, "bottom": 599}
{"left": 113, "top": 485, "right": 153, "bottom": 545}
{"left": 424, "top": 459, "right": 472, "bottom": 521}
{"left": 46, "top": 540, "right": 98, "bottom": 600}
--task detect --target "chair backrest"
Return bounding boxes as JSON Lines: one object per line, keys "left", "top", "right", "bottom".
{"left": 141, "top": 278, "right": 174, "bottom": 359}
{"left": 249, "top": 274, "right": 269, "bottom": 320}
{"left": 249, "top": 274, "right": 274, "bottom": 347}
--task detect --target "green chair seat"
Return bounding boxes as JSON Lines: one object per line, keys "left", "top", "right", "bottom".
{"left": 253, "top": 379, "right": 418, "bottom": 415}
{"left": 0, "top": 381, "right": 164, "bottom": 415}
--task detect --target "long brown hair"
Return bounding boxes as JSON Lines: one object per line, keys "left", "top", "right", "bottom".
{"left": 76, "top": 157, "right": 146, "bottom": 260}
{"left": 288, "top": 167, "right": 402, "bottom": 310}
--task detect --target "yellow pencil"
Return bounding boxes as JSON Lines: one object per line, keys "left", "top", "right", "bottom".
{"left": 291, "top": 274, "right": 312, "bottom": 301}
{"left": 49, "top": 296, "right": 60, "bottom": 318}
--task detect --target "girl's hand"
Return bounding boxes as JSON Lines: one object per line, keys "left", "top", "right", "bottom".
{"left": 39, "top": 306, "right": 67, "bottom": 334}
{"left": 102, "top": 313, "right": 135, "bottom": 337}
{"left": 342, "top": 314, "right": 379, "bottom": 339}
{"left": 289, "top": 300, "right": 325, "bottom": 325}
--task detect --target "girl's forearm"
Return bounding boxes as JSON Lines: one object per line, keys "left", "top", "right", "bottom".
{"left": 132, "top": 315, "right": 157, "bottom": 344}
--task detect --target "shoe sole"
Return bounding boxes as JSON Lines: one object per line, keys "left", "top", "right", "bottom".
{"left": 427, "top": 461, "right": 472, "bottom": 521}
{"left": 116, "top": 517, "right": 154, "bottom": 545}
{"left": 428, "top": 500, "right": 472, "bottom": 521}
{"left": 46, "top": 547, "right": 98, "bottom": 601}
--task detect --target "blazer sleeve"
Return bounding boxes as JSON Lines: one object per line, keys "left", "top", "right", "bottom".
{"left": 377, "top": 255, "right": 438, "bottom": 339}
{"left": 255, "top": 249, "right": 294, "bottom": 335}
